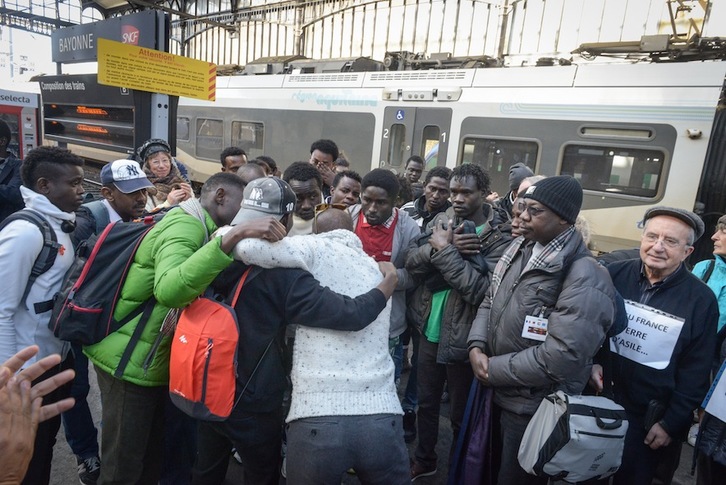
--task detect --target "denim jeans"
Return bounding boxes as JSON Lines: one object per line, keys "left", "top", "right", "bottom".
{"left": 286, "top": 414, "right": 409, "bottom": 485}
{"left": 61, "top": 343, "right": 100, "bottom": 459}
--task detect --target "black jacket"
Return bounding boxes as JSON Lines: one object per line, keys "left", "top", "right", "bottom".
{"left": 0, "top": 155, "right": 23, "bottom": 222}
{"left": 607, "top": 260, "right": 719, "bottom": 438}
{"left": 401, "top": 195, "right": 451, "bottom": 232}
{"left": 211, "top": 262, "right": 387, "bottom": 414}
{"left": 406, "top": 204, "right": 512, "bottom": 364}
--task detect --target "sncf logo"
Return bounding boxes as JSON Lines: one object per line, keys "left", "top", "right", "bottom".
{"left": 121, "top": 25, "right": 140, "bottom": 45}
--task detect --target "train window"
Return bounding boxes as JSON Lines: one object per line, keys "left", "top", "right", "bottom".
{"left": 561, "top": 145, "right": 664, "bottom": 198}
{"left": 387, "top": 124, "right": 406, "bottom": 166}
{"left": 421, "top": 125, "right": 440, "bottom": 168}
{"left": 460, "top": 137, "right": 538, "bottom": 194}
{"left": 231, "top": 121, "right": 264, "bottom": 159}
{"left": 195, "top": 118, "right": 223, "bottom": 160}
{"left": 177, "top": 117, "right": 190, "bottom": 142}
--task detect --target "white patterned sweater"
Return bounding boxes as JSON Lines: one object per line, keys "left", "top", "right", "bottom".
{"left": 228, "top": 229, "right": 402, "bottom": 422}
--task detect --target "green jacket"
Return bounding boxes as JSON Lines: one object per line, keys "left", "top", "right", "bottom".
{"left": 85, "top": 206, "right": 233, "bottom": 387}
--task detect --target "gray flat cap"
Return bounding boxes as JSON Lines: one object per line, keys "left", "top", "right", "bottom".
{"left": 643, "top": 206, "right": 705, "bottom": 241}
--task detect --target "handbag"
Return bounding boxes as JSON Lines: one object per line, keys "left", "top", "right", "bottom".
{"left": 518, "top": 390, "right": 628, "bottom": 483}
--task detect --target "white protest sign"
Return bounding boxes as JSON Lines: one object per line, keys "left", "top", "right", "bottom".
{"left": 609, "top": 300, "right": 684, "bottom": 370}
{"left": 704, "top": 360, "right": 726, "bottom": 423}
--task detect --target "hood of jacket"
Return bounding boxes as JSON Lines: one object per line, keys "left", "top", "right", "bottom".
{"left": 21, "top": 186, "right": 76, "bottom": 223}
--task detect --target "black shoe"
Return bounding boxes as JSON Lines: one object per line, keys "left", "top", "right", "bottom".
{"left": 77, "top": 456, "right": 101, "bottom": 485}
{"left": 411, "top": 459, "right": 437, "bottom": 481}
{"left": 403, "top": 409, "right": 417, "bottom": 443}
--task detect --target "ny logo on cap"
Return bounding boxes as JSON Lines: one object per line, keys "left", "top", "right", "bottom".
{"left": 249, "top": 187, "right": 264, "bottom": 200}
{"left": 123, "top": 164, "right": 140, "bottom": 177}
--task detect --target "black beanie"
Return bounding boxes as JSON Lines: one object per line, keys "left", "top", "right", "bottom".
{"left": 522, "top": 175, "right": 582, "bottom": 224}
{"left": 508, "top": 163, "right": 534, "bottom": 191}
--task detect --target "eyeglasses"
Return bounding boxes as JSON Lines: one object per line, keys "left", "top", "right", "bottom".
{"left": 642, "top": 232, "right": 687, "bottom": 249}
{"left": 313, "top": 203, "right": 348, "bottom": 233}
{"left": 315, "top": 203, "right": 347, "bottom": 213}
{"left": 517, "top": 202, "right": 549, "bottom": 218}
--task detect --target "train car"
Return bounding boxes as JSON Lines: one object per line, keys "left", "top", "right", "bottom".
{"left": 176, "top": 60, "right": 726, "bottom": 255}
{"left": 0, "top": 86, "right": 41, "bottom": 158}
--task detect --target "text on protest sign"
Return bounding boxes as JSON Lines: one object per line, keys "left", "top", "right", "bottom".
{"left": 609, "top": 300, "right": 684, "bottom": 370}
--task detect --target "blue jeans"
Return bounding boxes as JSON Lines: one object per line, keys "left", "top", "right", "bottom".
{"left": 286, "top": 414, "right": 409, "bottom": 485}
{"left": 61, "top": 344, "right": 99, "bottom": 459}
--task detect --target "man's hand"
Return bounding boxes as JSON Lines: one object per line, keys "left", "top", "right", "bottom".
{"left": 315, "top": 162, "right": 336, "bottom": 187}
{"left": 469, "top": 347, "right": 490, "bottom": 384}
{"left": 486, "top": 192, "right": 499, "bottom": 203}
{"left": 430, "top": 221, "right": 453, "bottom": 251}
{"left": 0, "top": 376, "right": 37, "bottom": 484}
{"left": 588, "top": 364, "right": 604, "bottom": 393}
{"left": 1, "top": 346, "right": 76, "bottom": 422}
{"left": 0, "top": 346, "right": 77, "bottom": 485}
{"left": 452, "top": 223, "right": 481, "bottom": 256}
{"left": 644, "top": 422, "right": 672, "bottom": 450}
{"left": 220, "top": 216, "right": 287, "bottom": 253}
{"left": 376, "top": 262, "right": 399, "bottom": 299}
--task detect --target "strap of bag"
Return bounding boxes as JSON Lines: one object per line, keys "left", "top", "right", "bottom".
{"left": 233, "top": 338, "right": 275, "bottom": 409}
{"left": 83, "top": 200, "right": 111, "bottom": 234}
{"left": 113, "top": 297, "right": 157, "bottom": 378}
{"left": 229, "top": 267, "right": 253, "bottom": 307}
{"left": 0, "top": 209, "right": 61, "bottom": 312}
{"left": 702, "top": 259, "right": 716, "bottom": 284}
{"left": 227, "top": 266, "right": 270, "bottom": 409}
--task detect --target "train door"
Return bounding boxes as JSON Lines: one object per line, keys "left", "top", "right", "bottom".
{"left": 379, "top": 107, "right": 452, "bottom": 174}
{"left": 0, "top": 89, "right": 40, "bottom": 159}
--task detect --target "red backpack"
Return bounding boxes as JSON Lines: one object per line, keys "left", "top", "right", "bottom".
{"left": 169, "top": 267, "right": 254, "bottom": 421}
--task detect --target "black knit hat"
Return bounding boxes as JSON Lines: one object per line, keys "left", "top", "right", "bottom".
{"left": 509, "top": 163, "right": 534, "bottom": 191}
{"left": 522, "top": 175, "right": 582, "bottom": 224}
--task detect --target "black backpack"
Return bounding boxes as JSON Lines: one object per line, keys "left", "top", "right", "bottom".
{"left": 0, "top": 209, "right": 61, "bottom": 313}
{"left": 48, "top": 213, "right": 166, "bottom": 346}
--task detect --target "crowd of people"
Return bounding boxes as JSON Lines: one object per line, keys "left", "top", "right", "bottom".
{"left": 0, "top": 121, "right": 725, "bottom": 485}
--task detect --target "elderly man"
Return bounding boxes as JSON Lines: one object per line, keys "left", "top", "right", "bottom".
{"left": 594, "top": 207, "right": 719, "bottom": 485}
{"left": 467, "top": 175, "right": 617, "bottom": 485}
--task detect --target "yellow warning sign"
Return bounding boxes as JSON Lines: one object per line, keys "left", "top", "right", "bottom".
{"left": 97, "top": 38, "right": 216, "bottom": 101}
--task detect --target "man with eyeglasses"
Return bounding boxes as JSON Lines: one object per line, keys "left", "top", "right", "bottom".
{"left": 591, "top": 206, "right": 718, "bottom": 485}
{"left": 467, "top": 175, "right": 618, "bottom": 485}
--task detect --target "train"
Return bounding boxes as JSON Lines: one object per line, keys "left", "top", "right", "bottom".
{"left": 4, "top": 58, "right": 726, "bottom": 258}
{"left": 176, "top": 59, "right": 726, "bottom": 257}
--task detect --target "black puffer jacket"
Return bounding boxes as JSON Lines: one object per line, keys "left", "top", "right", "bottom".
{"left": 406, "top": 204, "right": 511, "bottom": 364}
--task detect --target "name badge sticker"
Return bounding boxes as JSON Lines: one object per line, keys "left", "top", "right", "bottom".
{"left": 522, "top": 315, "right": 549, "bottom": 342}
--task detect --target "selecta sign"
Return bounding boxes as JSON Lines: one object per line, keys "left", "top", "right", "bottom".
{"left": 51, "top": 10, "right": 163, "bottom": 64}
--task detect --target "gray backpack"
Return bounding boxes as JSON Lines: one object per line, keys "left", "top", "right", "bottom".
{"left": 518, "top": 391, "right": 628, "bottom": 483}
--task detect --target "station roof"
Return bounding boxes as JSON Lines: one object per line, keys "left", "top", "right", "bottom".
{"left": 0, "top": 1, "right": 237, "bottom": 36}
